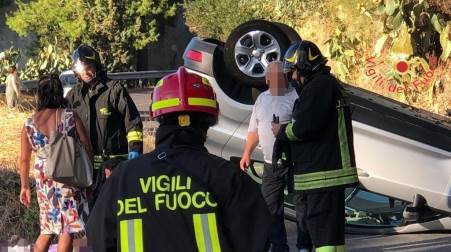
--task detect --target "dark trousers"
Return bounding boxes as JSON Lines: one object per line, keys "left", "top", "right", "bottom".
{"left": 293, "top": 192, "right": 313, "bottom": 251}
{"left": 262, "top": 163, "right": 289, "bottom": 252}
{"left": 295, "top": 189, "right": 345, "bottom": 249}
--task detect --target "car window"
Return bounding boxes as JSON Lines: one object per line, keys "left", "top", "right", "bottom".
{"left": 60, "top": 74, "right": 77, "bottom": 86}
{"left": 345, "top": 189, "right": 405, "bottom": 227}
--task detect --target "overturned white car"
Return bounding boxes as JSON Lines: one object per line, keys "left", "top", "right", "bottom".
{"left": 182, "top": 20, "right": 451, "bottom": 234}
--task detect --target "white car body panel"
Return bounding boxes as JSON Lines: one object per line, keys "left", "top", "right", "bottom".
{"left": 353, "top": 121, "right": 451, "bottom": 212}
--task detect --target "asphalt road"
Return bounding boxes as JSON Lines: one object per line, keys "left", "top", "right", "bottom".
{"left": 284, "top": 220, "right": 451, "bottom": 252}
{"left": 129, "top": 91, "right": 451, "bottom": 252}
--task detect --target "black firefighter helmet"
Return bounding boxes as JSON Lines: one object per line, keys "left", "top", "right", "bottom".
{"left": 72, "top": 44, "right": 105, "bottom": 82}
{"left": 72, "top": 45, "right": 102, "bottom": 68}
{"left": 283, "top": 40, "right": 327, "bottom": 76}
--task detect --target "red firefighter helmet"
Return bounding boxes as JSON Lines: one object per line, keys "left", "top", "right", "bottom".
{"left": 151, "top": 67, "right": 219, "bottom": 120}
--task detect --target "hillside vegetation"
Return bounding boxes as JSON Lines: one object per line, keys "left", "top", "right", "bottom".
{"left": 185, "top": 0, "right": 451, "bottom": 117}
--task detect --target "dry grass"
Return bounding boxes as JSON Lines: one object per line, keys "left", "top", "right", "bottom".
{"left": 0, "top": 168, "right": 39, "bottom": 241}
{"left": 0, "top": 94, "right": 35, "bottom": 169}
{"left": 0, "top": 94, "right": 39, "bottom": 241}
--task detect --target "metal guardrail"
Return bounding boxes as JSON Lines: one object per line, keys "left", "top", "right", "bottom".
{"left": 21, "top": 80, "right": 39, "bottom": 92}
{"left": 0, "top": 70, "right": 177, "bottom": 93}
{"left": 108, "top": 70, "right": 176, "bottom": 80}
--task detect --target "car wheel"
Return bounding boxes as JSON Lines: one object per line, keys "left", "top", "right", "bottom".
{"left": 273, "top": 22, "right": 302, "bottom": 43}
{"left": 225, "top": 19, "right": 290, "bottom": 88}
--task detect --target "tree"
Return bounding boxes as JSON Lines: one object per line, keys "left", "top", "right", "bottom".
{"left": 0, "top": 0, "right": 14, "bottom": 8}
{"left": 0, "top": 47, "right": 21, "bottom": 84}
{"left": 6, "top": 0, "right": 177, "bottom": 73}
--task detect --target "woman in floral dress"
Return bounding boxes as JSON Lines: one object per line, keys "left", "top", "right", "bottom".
{"left": 19, "top": 74, "right": 92, "bottom": 252}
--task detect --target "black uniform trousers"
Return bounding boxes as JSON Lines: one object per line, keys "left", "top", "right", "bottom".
{"left": 294, "top": 189, "right": 345, "bottom": 249}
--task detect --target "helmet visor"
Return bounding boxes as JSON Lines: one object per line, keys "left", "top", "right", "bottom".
{"left": 282, "top": 60, "right": 295, "bottom": 73}
{"left": 73, "top": 59, "right": 96, "bottom": 74}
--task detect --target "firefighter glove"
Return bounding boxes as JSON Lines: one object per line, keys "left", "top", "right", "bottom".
{"left": 128, "top": 151, "right": 141, "bottom": 160}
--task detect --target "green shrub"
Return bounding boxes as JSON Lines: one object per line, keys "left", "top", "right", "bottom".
{"left": 184, "top": 0, "right": 324, "bottom": 40}
{"left": 0, "top": 47, "right": 21, "bottom": 83}
{"left": 184, "top": 0, "right": 255, "bottom": 41}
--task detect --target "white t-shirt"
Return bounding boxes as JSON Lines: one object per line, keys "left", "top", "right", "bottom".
{"left": 248, "top": 87, "right": 298, "bottom": 163}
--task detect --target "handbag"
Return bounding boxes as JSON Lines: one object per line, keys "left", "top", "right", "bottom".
{"left": 45, "top": 109, "right": 93, "bottom": 187}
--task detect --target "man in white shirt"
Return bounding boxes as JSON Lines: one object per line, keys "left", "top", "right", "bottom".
{"left": 240, "top": 61, "right": 305, "bottom": 252}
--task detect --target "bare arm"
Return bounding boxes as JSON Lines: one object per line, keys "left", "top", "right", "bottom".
{"left": 19, "top": 126, "right": 32, "bottom": 207}
{"left": 74, "top": 113, "right": 93, "bottom": 159}
{"left": 243, "top": 132, "right": 259, "bottom": 157}
{"left": 239, "top": 132, "right": 259, "bottom": 170}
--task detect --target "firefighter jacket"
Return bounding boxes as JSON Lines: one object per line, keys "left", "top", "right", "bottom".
{"left": 277, "top": 67, "right": 359, "bottom": 192}
{"left": 66, "top": 78, "right": 143, "bottom": 164}
{"left": 86, "top": 125, "right": 270, "bottom": 252}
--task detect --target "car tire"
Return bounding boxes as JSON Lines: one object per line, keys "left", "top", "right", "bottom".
{"left": 224, "top": 19, "right": 290, "bottom": 88}
{"left": 273, "top": 22, "right": 302, "bottom": 44}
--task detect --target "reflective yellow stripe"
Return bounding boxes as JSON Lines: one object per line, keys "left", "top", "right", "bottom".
{"left": 120, "top": 220, "right": 129, "bottom": 252}
{"left": 93, "top": 162, "right": 101, "bottom": 170}
{"left": 294, "top": 173, "right": 358, "bottom": 190}
{"left": 120, "top": 219, "right": 144, "bottom": 252}
{"left": 316, "top": 245, "right": 345, "bottom": 252}
{"left": 155, "top": 79, "right": 164, "bottom": 87}
{"left": 285, "top": 123, "right": 300, "bottom": 141}
{"left": 94, "top": 154, "right": 128, "bottom": 162}
{"left": 151, "top": 98, "right": 181, "bottom": 111}
{"left": 294, "top": 167, "right": 358, "bottom": 190}
{"left": 308, "top": 48, "right": 319, "bottom": 61}
{"left": 337, "top": 104, "right": 351, "bottom": 169}
{"left": 207, "top": 213, "right": 221, "bottom": 252}
{"left": 294, "top": 166, "right": 357, "bottom": 182}
{"left": 286, "top": 50, "right": 300, "bottom": 63}
{"left": 188, "top": 97, "right": 217, "bottom": 108}
{"left": 193, "top": 215, "right": 207, "bottom": 252}
{"left": 93, "top": 154, "right": 128, "bottom": 169}
{"left": 201, "top": 77, "right": 211, "bottom": 86}
{"left": 134, "top": 219, "right": 144, "bottom": 252}
{"left": 127, "top": 130, "right": 143, "bottom": 142}
{"left": 193, "top": 213, "right": 221, "bottom": 252}
{"left": 99, "top": 107, "right": 111, "bottom": 116}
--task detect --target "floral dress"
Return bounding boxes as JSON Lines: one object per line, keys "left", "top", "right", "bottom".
{"left": 24, "top": 109, "right": 89, "bottom": 235}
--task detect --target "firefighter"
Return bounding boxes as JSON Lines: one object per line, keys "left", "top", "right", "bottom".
{"left": 86, "top": 67, "right": 270, "bottom": 252}
{"left": 272, "top": 41, "right": 359, "bottom": 252}
{"left": 66, "top": 45, "right": 143, "bottom": 177}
